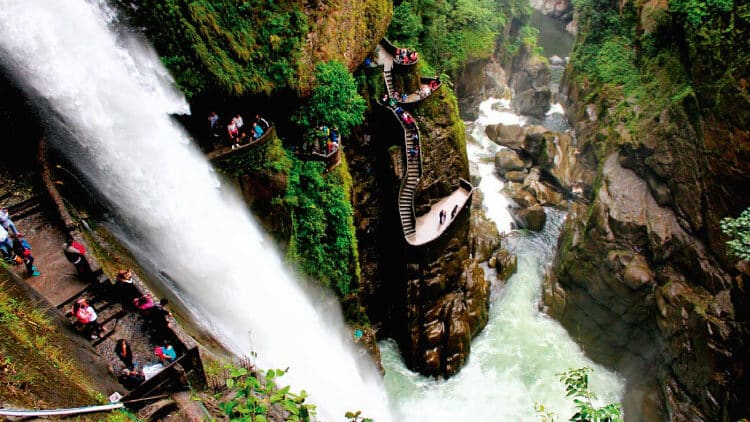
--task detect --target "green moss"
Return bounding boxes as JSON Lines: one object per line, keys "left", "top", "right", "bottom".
{"left": 0, "top": 272, "right": 99, "bottom": 410}
{"left": 285, "top": 156, "right": 361, "bottom": 299}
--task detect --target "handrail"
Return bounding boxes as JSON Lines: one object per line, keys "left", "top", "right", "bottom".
{"left": 398, "top": 77, "right": 442, "bottom": 105}
{"left": 381, "top": 102, "right": 422, "bottom": 239}
{"left": 306, "top": 144, "right": 343, "bottom": 171}
{"left": 0, "top": 403, "right": 124, "bottom": 417}
{"left": 207, "top": 126, "right": 276, "bottom": 161}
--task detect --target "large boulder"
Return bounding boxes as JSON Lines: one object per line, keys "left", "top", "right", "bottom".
{"left": 513, "top": 203, "right": 547, "bottom": 231}
{"left": 512, "top": 88, "right": 552, "bottom": 118}
{"left": 494, "top": 248, "right": 518, "bottom": 282}
{"left": 502, "top": 182, "right": 538, "bottom": 208}
{"left": 494, "top": 149, "right": 525, "bottom": 175}
{"left": 485, "top": 124, "right": 526, "bottom": 149}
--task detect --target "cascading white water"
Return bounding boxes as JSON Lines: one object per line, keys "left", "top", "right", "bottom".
{"left": 0, "top": 1, "right": 390, "bottom": 420}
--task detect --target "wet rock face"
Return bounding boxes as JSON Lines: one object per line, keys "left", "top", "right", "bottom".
{"left": 455, "top": 59, "right": 510, "bottom": 120}
{"left": 531, "top": 0, "right": 574, "bottom": 23}
{"left": 544, "top": 153, "right": 745, "bottom": 420}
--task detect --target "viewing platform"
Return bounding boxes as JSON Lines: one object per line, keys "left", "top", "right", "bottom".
{"left": 206, "top": 126, "right": 275, "bottom": 161}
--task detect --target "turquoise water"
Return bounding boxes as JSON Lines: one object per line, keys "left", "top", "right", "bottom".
{"left": 531, "top": 10, "right": 575, "bottom": 59}
{"left": 381, "top": 211, "right": 623, "bottom": 421}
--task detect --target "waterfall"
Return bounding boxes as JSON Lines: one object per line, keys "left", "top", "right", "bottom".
{"left": 0, "top": 1, "right": 390, "bottom": 420}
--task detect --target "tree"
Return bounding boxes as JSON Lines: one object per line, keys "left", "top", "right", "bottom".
{"left": 294, "top": 60, "right": 366, "bottom": 137}
{"left": 721, "top": 207, "right": 750, "bottom": 260}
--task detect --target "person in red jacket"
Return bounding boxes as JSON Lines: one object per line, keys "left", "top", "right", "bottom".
{"left": 63, "top": 238, "right": 92, "bottom": 280}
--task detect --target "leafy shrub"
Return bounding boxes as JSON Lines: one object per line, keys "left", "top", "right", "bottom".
{"left": 536, "top": 367, "right": 622, "bottom": 422}
{"left": 219, "top": 366, "right": 316, "bottom": 421}
{"left": 721, "top": 207, "right": 750, "bottom": 260}
{"left": 294, "top": 60, "right": 366, "bottom": 137}
{"left": 286, "top": 159, "right": 360, "bottom": 297}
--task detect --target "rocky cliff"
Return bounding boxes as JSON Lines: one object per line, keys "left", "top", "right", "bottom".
{"left": 353, "top": 63, "right": 489, "bottom": 377}
{"left": 455, "top": 21, "right": 552, "bottom": 120}
{"left": 542, "top": 0, "right": 750, "bottom": 419}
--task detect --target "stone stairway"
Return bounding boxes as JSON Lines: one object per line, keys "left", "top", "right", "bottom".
{"left": 384, "top": 69, "right": 394, "bottom": 94}
{"left": 378, "top": 42, "right": 422, "bottom": 241}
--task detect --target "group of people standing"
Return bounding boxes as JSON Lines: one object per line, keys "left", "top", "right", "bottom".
{"left": 394, "top": 47, "right": 418, "bottom": 64}
{"left": 1, "top": 207, "right": 40, "bottom": 277}
{"left": 68, "top": 265, "right": 178, "bottom": 391}
{"left": 318, "top": 125, "right": 341, "bottom": 155}
{"left": 208, "top": 111, "right": 270, "bottom": 150}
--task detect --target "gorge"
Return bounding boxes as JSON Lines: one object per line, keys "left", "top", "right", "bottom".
{"left": 0, "top": 0, "right": 748, "bottom": 421}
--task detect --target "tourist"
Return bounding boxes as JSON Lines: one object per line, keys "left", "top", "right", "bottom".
{"left": 115, "top": 269, "right": 139, "bottom": 303}
{"left": 408, "top": 146, "right": 419, "bottom": 161}
{"left": 409, "top": 51, "right": 418, "bottom": 62}
{"left": 401, "top": 92, "right": 408, "bottom": 102}
{"left": 0, "top": 225, "right": 14, "bottom": 262}
{"left": 331, "top": 127, "right": 340, "bottom": 143}
{"left": 72, "top": 298, "right": 103, "bottom": 339}
{"left": 451, "top": 204, "right": 459, "bottom": 219}
{"left": 148, "top": 298, "right": 172, "bottom": 342}
{"left": 208, "top": 111, "right": 219, "bottom": 129}
{"left": 12, "top": 235, "right": 40, "bottom": 276}
{"left": 227, "top": 120, "right": 239, "bottom": 142}
{"left": 364, "top": 57, "right": 372, "bottom": 67}
{"left": 232, "top": 113, "right": 244, "bottom": 131}
{"left": 63, "top": 238, "right": 93, "bottom": 279}
{"left": 118, "top": 368, "right": 145, "bottom": 390}
{"left": 0, "top": 207, "right": 20, "bottom": 236}
{"left": 252, "top": 122, "right": 264, "bottom": 139}
{"left": 439, "top": 209, "right": 447, "bottom": 225}
{"left": 134, "top": 294, "right": 155, "bottom": 312}
{"left": 429, "top": 79, "right": 439, "bottom": 91}
{"left": 327, "top": 139, "right": 334, "bottom": 154}
{"left": 154, "top": 341, "right": 177, "bottom": 364}
{"left": 115, "top": 339, "right": 135, "bottom": 370}
{"left": 208, "top": 111, "right": 220, "bottom": 138}
{"left": 255, "top": 114, "right": 270, "bottom": 131}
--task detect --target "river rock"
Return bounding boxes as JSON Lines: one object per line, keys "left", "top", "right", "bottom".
{"left": 494, "top": 248, "right": 518, "bottom": 281}
{"left": 514, "top": 204, "right": 547, "bottom": 231}
{"left": 511, "top": 88, "right": 552, "bottom": 118}
{"left": 502, "top": 182, "right": 538, "bottom": 208}
{"left": 495, "top": 149, "right": 525, "bottom": 175}
{"left": 485, "top": 124, "right": 526, "bottom": 149}
{"left": 522, "top": 125, "right": 550, "bottom": 156}
{"left": 523, "top": 168, "right": 566, "bottom": 207}
{"left": 470, "top": 205, "right": 500, "bottom": 262}
{"left": 504, "top": 170, "right": 527, "bottom": 182}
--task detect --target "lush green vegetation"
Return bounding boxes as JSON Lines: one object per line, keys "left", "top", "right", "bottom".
{"left": 294, "top": 60, "right": 366, "bottom": 138}
{"left": 133, "top": 0, "right": 309, "bottom": 97}
{"left": 219, "top": 366, "right": 315, "bottom": 421}
{"left": 387, "top": 0, "right": 531, "bottom": 75}
{"left": 536, "top": 367, "right": 622, "bottom": 422}
{"left": 286, "top": 158, "right": 360, "bottom": 299}
{"left": 721, "top": 207, "right": 750, "bottom": 260}
{"left": 0, "top": 272, "right": 99, "bottom": 410}
{"left": 570, "top": 0, "right": 747, "bottom": 137}
{"left": 214, "top": 135, "right": 293, "bottom": 177}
